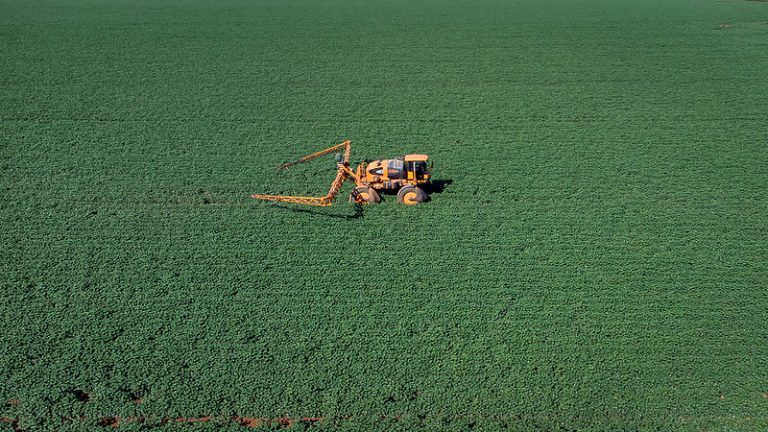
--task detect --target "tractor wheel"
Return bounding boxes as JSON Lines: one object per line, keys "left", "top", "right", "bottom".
{"left": 350, "top": 186, "right": 381, "bottom": 204}
{"left": 397, "top": 186, "right": 427, "bottom": 205}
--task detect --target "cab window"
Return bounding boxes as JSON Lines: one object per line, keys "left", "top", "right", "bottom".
{"left": 387, "top": 159, "right": 405, "bottom": 179}
{"left": 414, "top": 162, "right": 427, "bottom": 176}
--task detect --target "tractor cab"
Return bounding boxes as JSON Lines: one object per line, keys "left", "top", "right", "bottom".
{"left": 404, "top": 154, "right": 430, "bottom": 183}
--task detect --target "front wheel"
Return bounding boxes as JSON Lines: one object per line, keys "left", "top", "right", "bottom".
{"left": 397, "top": 186, "right": 427, "bottom": 205}
{"left": 350, "top": 186, "right": 381, "bottom": 204}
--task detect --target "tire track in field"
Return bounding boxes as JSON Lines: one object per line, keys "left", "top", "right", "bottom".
{"left": 3, "top": 412, "right": 768, "bottom": 430}
{"left": 2, "top": 415, "right": 323, "bottom": 430}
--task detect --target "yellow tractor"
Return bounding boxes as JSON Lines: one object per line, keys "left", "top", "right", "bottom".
{"left": 251, "top": 140, "right": 432, "bottom": 206}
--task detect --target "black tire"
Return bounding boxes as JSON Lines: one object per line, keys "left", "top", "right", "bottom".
{"left": 350, "top": 186, "right": 381, "bottom": 204}
{"left": 396, "top": 186, "right": 427, "bottom": 205}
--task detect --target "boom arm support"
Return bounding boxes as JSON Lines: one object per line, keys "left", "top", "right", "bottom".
{"left": 280, "top": 140, "right": 351, "bottom": 169}
{"left": 251, "top": 140, "right": 359, "bottom": 207}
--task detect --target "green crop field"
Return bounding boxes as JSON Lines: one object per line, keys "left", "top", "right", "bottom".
{"left": 2, "top": 0, "right": 768, "bottom": 430}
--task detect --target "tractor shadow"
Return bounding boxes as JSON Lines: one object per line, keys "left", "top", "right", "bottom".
{"left": 425, "top": 179, "right": 453, "bottom": 195}
{"left": 268, "top": 203, "right": 364, "bottom": 220}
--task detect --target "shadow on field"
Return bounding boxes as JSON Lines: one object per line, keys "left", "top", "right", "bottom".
{"left": 267, "top": 203, "right": 364, "bottom": 220}
{"left": 425, "top": 179, "right": 453, "bottom": 194}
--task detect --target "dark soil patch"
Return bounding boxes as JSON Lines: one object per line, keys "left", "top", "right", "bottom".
{"left": 70, "top": 389, "right": 90, "bottom": 402}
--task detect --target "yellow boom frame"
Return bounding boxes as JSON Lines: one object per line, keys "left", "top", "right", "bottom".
{"left": 250, "top": 140, "right": 364, "bottom": 206}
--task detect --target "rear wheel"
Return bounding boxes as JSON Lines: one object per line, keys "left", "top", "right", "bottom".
{"left": 397, "top": 186, "right": 427, "bottom": 205}
{"left": 350, "top": 186, "right": 381, "bottom": 204}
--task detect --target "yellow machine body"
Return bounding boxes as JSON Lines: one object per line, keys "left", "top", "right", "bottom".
{"left": 356, "top": 154, "right": 431, "bottom": 192}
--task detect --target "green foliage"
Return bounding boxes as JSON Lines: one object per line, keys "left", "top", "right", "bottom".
{"left": 1, "top": 0, "right": 767, "bottom": 430}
